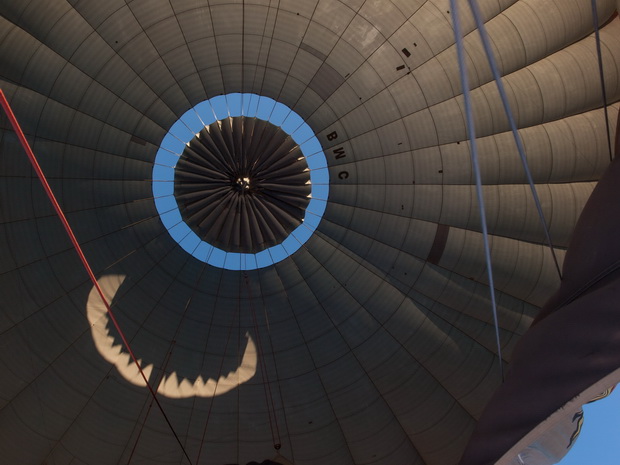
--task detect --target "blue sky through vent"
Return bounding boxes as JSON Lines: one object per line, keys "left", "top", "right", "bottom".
{"left": 152, "top": 93, "right": 329, "bottom": 270}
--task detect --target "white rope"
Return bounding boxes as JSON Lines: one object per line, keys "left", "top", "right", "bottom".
{"left": 450, "top": 0, "right": 504, "bottom": 380}
{"left": 590, "top": 0, "right": 614, "bottom": 161}
{"left": 467, "top": 0, "right": 562, "bottom": 279}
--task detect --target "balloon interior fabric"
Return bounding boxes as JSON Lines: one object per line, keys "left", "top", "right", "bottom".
{"left": 1, "top": 1, "right": 620, "bottom": 465}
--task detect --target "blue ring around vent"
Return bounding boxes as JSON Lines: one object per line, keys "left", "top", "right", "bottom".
{"left": 152, "top": 93, "right": 329, "bottom": 270}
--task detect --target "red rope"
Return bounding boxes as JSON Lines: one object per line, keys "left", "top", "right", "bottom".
{"left": 0, "top": 89, "right": 193, "bottom": 465}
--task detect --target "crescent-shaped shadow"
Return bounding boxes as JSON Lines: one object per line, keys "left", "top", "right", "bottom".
{"left": 86, "top": 274, "right": 257, "bottom": 398}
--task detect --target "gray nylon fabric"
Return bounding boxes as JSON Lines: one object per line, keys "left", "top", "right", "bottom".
{"left": 1, "top": 1, "right": 620, "bottom": 464}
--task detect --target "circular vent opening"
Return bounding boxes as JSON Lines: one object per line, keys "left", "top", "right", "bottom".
{"left": 152, "top": 93, "right": 329, "bottom": 270}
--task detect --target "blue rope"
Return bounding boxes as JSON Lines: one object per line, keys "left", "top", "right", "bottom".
{"left": 591, "top": 0, "right": 614, "bottom": 161}
{"left": 450, "top": 0, "right": 504, "bottom": 381}
{"left": 467, "top": 0, "right": 562, "bottom": 280}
